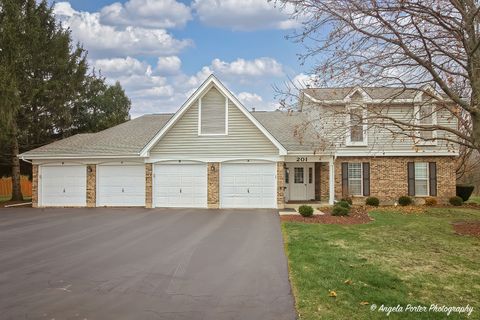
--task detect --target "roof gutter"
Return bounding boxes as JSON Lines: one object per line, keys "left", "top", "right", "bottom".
{"left": 17, "top": 153, "right": 145, "bottom": 160}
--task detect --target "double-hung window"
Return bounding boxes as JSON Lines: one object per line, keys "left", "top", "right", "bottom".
{"left": 415, "top": 105, "right": 436, "bottom": 144}
{"left": 348, "top": 163, "right": 362, "bottom": 195}
{"left": 346, "top": 107, "right": 367, "bottom": 146}
{"left": 414, "top": 162, "right": 429, "bottom": 196}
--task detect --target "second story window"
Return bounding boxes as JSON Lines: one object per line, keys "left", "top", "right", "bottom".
{"left": 346, "top": 107, "right": 367, "bottom": 146}
{"left": 415, "top": 105, "right": 436, "bottom": 144}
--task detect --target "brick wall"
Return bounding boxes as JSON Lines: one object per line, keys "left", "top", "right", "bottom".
{"left": 86, "top": 164, "right": 96, "bottom": 207}
{"left": 32, "top": 164, "right": 38, "bottom": 208}
{"left": 334, "top": 156, "right": 456, "bottom": 204}
{"left": 277, "top": 162, "right": 285, "bottom": 209}
{"left": 145, "top": 163, "right": 153, "bottom": 208}
{"left": 319, "top": 162, "right": 330, "bottom": 201}
{"left": 208, "top": 162, "right": 219, "bottom": 208}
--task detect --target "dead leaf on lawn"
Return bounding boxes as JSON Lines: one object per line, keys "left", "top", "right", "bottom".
{"left": 360, "top": 301, "right": 369, "bottom": 305}
{"left": 328, "top": 290, "right": 337, "bottom": 297}
{"left": 344, "top": 279, "right": 353, "bottom": 285}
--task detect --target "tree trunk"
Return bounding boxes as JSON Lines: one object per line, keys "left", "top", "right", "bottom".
{"left": 11, "top": 121, "right": 23, "bottom": 201}
{"left": 473, "top": 111, "right": 480, "bottom": 153}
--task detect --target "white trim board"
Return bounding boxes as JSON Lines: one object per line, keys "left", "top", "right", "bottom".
{"left": 139, "top": 74, "right": 287, "bottom": 157}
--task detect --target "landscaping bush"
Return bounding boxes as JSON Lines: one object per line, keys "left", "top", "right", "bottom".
{"left": 398, "top": 196, "right": 413, "bottom": 206}
{"left": 341, "top": 197, "right": 353, "bottom": 205}
{"left": 332, "top": 205, "right": 350, "bottom": 216}
{"left": 456, "top": 185, "right": 475, "bottom": 202}
{"left": 424, "top": 197, "right": 437, "bottom": 206}
{"left": 365, "top": 197, "right": 380, "bottom": 206}
{"left": 298, "top": 205, "right": 314, "bottom": 217}
{"left": 449, "top": 196, "right": 463, "bottom": 206}
{"left": 337, "top": 200, "right": 351, "bottom": 208}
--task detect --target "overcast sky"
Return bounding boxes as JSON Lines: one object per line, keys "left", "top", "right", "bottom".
{"left": 51, "top": 0, "right": 314, "bottom": 117}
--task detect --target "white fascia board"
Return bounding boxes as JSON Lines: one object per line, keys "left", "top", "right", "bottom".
{"left": 303, "top": 91, "right": 443, "bottom": 105}
{"left": 147, "top": 155, "right": 284, "bottom": 163}
{"left": 140, "top": 74, "right": 288, "bottom": 157}
{"left": 334, "top": 150, "right": 459, "bottom": 157}
{"left": 19, "top": 154, "right": 143, "bottom": 160}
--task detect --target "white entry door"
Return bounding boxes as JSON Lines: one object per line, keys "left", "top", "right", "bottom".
{"left": 40, "top": 165, "right": 86, "bottom": 207}
{"left": 288, "top": 163, "right": 315, "bottom": 201}
{"left": 220, "top": 163, "right": 276, "bottom": 208}
{"left": 97, "top": 165, "right": 145, "bottom": 206}
{"left": 154, "top": 163, "right": 207, "bottom": 208}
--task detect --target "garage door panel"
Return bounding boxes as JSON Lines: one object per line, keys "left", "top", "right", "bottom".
{"left": 220, "top": 163, "right": 276, "bottom": 209}
{"left": 154, "top": 164, "right": 207, "bottom": 208}
{"left": 97, "top": 165, "right": 145, "bottom": 207}
{"left": 41, "top": 165, "right": 87, "bottom": 207}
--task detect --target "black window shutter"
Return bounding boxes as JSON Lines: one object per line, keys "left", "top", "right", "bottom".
{"left": 429, "top": 162, "right": 437, "bottom": 196}
{"left": 362, "top": 162, "right": 370, "bottom": 196}
{"left": 342, "top": 162, "right": 349, "bottom": 196}
{"left": 407, "top": 162, "right": 415, "bottom": 196}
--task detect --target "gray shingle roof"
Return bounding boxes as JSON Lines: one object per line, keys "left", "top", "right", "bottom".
{"left": 303, "top": 86, "right": 422, "bottom": 101}
{"left": 20, "top": 114, "right": 173, "bottom": 157}
{"left": 252, "top": 111, "right": 321, "bottom": 151}
{"left": 20, "top": 111, "right": 320, "bottom": 158}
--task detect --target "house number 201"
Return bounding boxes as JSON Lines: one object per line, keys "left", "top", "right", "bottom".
{"left": 296, "top": 157, "right": 308, "bottom": 162}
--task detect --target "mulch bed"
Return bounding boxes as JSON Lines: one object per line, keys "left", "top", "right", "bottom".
{"left": 280, "top": 206, "right": 373, "bottom": 225}
{"left": 452, "top": 221, "right": 480, "bottom": 238}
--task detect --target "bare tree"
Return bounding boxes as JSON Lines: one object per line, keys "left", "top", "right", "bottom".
{"left": 275, "top": 0, "right": 480, "bottom": 152}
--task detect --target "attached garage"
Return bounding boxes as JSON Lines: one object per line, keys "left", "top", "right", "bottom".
{"left": 40, "top": 165, "right": 86, "bottom": 207}
{"left": 154, "top": 163, "right": 207, "bottom": 208}
{"left": 220, "top": 163, "right": 277, "bottom": 208}
{"left": 96, "top": 164, "right": 145, "bottom": 207}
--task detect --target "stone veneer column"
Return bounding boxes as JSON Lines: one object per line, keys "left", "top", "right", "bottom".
{"left": 86, "top": 164, "right": 96, "bottom": 207}
{"left": 277, "top": 162, "right": 285, "bottom": 209}
{"left": 145, "top": 163, "right": 153, "bottom": 208}
{"left": 208, "top": 162, "right": 219, "bottom": 208}
{"left": 32, "top": 164, "right": 38, "bottom": 208}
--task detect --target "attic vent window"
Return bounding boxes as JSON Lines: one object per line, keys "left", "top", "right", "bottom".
{"left": 198, "top": 87, "right": 228, "bottom": 135}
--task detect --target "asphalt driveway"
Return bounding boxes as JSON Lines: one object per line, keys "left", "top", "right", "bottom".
{"left": 0, "top": 208, "right": 296, "bottom": 320}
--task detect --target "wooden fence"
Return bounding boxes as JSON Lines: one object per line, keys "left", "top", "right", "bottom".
{"left": 0, "top": 176, "right": 32, "bottom": 198}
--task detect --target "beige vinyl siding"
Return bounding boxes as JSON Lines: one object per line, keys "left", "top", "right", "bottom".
{"left": 151, "top": 97, "right": 279, "bottom": 157}
{"left": 305, "top": 102, "right": 458, "bottom": 153}
{"left": 200, "top": 87, "right": 226, "bottom": 134}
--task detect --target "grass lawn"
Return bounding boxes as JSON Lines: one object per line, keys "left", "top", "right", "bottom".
{"left": 467, "top": 196, "right": 480, "bottom": 204}
{"left": 283, "top": 207, "right": 480, "bottom": 319}
{"left": 0, "top": 196, "right": 11, "bottom": 202}
{"left": 0, "top": 196, "right": 32, "bottom": 202}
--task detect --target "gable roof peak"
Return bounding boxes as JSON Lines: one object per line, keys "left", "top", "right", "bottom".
{"left": 138, "top": 73, "right": 287, "bottom": 156}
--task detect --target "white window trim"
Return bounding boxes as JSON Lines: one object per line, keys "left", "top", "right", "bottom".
{"left": 414, "top": 104, "right": 437, "bottom": 146}
{"left": 348, "top": 162, "right": 363, "bottom": 196}
{"left": 414, "top": 162, "right": 430, "bottom": 196}
{"left": 198, "top": 92, "right": 229, "bottom": 136}
{"left": 345, "top": 105, "right": 368, "bottom": 146}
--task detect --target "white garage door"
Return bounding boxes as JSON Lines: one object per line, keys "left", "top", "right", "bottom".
{"left": 220, "top": 163, "right": 276, "bottom": 208}
{"left": 40, "top": 165, "right": 86, "bottom": 207}
{"left": 97, "top": 165, "right": 145, "bottom": 206}
{"left": 154, "top": 163, "right": 207, "bottom": 208}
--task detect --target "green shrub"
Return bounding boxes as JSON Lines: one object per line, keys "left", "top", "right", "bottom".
{"left": 365, "top": 197, "right": 380, "bottom": 206}
{"left": 298, "top": 205, "right": 314, "bottom": 217}
{"left": 341, "top": 197, "right": 353, "bottom": 205}
{"left": 336, "top": 200, "right": 350, "bottom": 208}
{"left": 332, "top": 205, "right": 349, "bottom": 216}
{"left": 398, "top": 196, "right": 412, "bottom": 206}
{"left": 424, "top": 197, "right": 437, "bottom": 206}
{"left": 449, "top": 196, "right": 463, "bottom": 206}
{"left": 456, "top": 185, "right": 475, "bottom": 202}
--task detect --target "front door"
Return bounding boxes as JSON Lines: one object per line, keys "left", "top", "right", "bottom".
{"left": 288, "top": 163, "right": 315, "bottom": 201}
